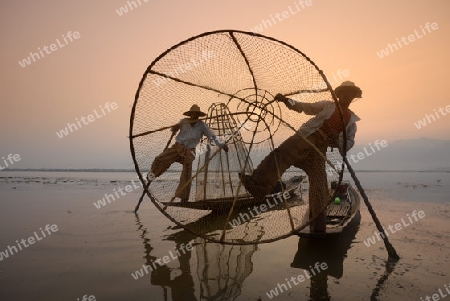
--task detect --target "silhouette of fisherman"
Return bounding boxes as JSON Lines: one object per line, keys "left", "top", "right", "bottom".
{"left": 241, "top": 81, "right": 362, "bottom": 232}
{"left": 147, "top": 104, "right": 228, "bottom": 202}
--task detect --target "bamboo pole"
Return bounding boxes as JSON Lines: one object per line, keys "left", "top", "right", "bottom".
{"left": 134, "top": 131, "right": 176, "bottom": 213}
{"left": 344, "top": 157, "right": 400, "bottom": 260}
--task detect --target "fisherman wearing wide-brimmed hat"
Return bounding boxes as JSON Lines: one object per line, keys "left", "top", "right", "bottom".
{"left": 240, "top": 81, "right": 362, "bottom": 232}
{"left": 147, "top": 104, "right": 228, "bottom": 203}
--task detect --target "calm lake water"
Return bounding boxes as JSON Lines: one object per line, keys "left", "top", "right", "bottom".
{"left": 0, "top": 170, "right": 449, "bottom": 300}
{"left": 2, "top": 170, "right": 448, "bottom": 202}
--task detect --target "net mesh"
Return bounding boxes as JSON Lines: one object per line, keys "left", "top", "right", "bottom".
{"left": 195, "top": 103, "right": 254, "bottom": 202}
{"left": 130, "top": 30, "right": 346, "bottom": 244}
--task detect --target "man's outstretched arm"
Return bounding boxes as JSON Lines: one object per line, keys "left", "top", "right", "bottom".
{"left": 203, "top": 123, "right": 229, "bottom": 152}
{"left": 274, "top": 93, "right": 327, "bottom": 115}
{"left": 274, "top": 94, "right": 303, "bottom": 113}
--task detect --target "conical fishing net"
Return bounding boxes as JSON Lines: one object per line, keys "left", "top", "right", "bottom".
{"left": 129, "top": 30, "right": 347, "bottom": 244}
{"left": 194, "top": 103, "right": 254, "bottom": 202}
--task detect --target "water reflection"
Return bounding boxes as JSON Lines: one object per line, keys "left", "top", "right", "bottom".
{"left": 291, "top": 212, "right": 361, "bottom": 300}
{"left": 370, "top": 256, "right": 399, "bottom": 300}
{"left": 291, "top": 212, "right": 399, "bottom": 300}
{"left": 135, "top": 213, "right": 176, "bottom": 299}
{"left": 135, "top": 212, "right": 257, "bottom": 300}
{"left": 136, "top": 210, "right": 398, "bottom": 300}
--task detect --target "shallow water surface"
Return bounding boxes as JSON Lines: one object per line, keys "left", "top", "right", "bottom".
{"left": 0, "top": 171, "right": 449, "bottom": 300}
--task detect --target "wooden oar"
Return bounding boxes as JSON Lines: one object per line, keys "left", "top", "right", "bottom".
{"left": 344, "top": 157, "right": 400, "bottom": 260}
{"left": 134, "top": 131, "right": 176, "bottom": 213}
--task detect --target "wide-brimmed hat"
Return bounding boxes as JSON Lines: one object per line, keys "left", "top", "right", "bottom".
{"left": 335, "top": 81, "right": 362, "bottom": 98}
{"left": 183, "top": 104, "right": 206, "bottom": 116}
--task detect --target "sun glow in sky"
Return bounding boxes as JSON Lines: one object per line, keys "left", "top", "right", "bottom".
{"left": 0, "top": 0, "right": 449, "bottom": 169}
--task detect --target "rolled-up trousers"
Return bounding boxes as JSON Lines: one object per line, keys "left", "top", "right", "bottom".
{"left": 151, "top": 142, "right": 196, "bottom": 201}
{"left": 251, "top": 131, "right": 329, "bottom": 231}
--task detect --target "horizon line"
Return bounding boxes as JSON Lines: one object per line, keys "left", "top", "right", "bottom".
{"left": 1, "top": 168, "right": 449, "bottom": 173}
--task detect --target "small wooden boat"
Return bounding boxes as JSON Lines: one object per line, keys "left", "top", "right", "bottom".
{"left": 297, "top": 181, "right": 361, "bottom": 237}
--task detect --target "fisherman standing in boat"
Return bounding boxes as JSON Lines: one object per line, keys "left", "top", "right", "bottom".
{"left": 147, "top": 104, "right": 228, "bottom": 203}
{"left": 241, "top": 81, "right": 362, "bottom": 232}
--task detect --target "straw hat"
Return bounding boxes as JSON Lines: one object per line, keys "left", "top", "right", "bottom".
{"left": 335, "top": 81, "right": 362, "bottom": 98}
{"left": 183, "top": 104, "right": 207, "bottom": 116}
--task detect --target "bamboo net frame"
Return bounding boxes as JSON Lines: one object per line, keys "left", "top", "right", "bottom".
{"left": 129, "top": 30, "right": 347, "bottom": 245}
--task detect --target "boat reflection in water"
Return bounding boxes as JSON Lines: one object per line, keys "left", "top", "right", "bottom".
{"left": 135, "top": 212, "right": 257, "bottom": 301}
{"left": 291, "top": 212, "right": 361, "bottom": 300}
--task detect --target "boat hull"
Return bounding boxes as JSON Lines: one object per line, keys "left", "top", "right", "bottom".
{"left": 297, "top": 184, "right": 360, "bottom": 238}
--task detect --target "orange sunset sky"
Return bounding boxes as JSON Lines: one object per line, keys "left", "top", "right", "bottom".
{"left": 0, "top": 0, "right": 449, "bottom": 169}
